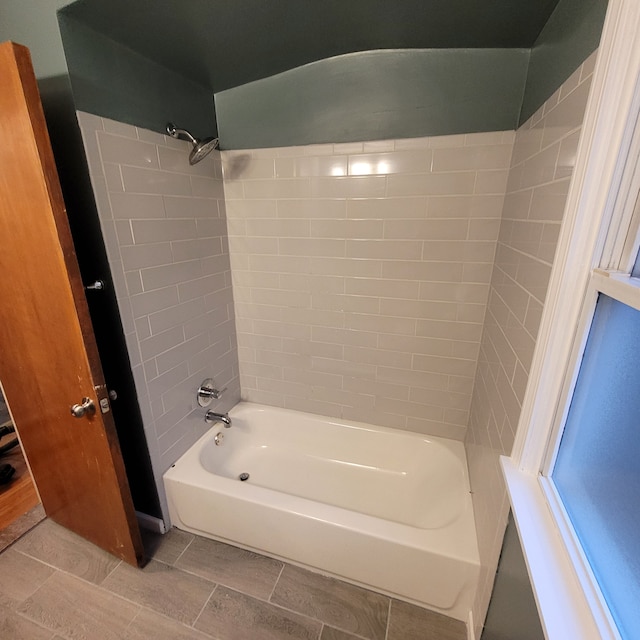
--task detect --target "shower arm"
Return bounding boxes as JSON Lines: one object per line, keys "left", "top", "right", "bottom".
{"left": 166, "top": 123, "right": 197, "bottom": 145}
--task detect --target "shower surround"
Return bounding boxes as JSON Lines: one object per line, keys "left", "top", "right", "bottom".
{"left": 222, "top": 132, "right": 514, "bottom": 440}
{"left": 77, "top": 112, "right": 240, "bottom": 521}
{"left": 466, "top": 50, "right": 596, "bottom": 631}
{"left": 75, "top": 46, "right": 594, "bottom": 629}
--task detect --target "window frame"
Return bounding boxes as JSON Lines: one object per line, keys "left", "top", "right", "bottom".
{"left": 502, "top": 1, "right": 640, "bottom": 638}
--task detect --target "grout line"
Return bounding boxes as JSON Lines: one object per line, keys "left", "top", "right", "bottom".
{"left": 192, "top": 583, "right": 218, "bottom": 632}
{"left": 384, "top": 599, "right": 392, "bottom": 640}
{"left": 268, "top": 562, "right": 286, "bottom": 601}
{"left": 172, "top": 532, "right": 195, "bottom": 565}
{"left": 100, "top": 558, "right": 123, "bottom": 584}
{"left": 124, "top": 607, "right": 143, "bottom": 632}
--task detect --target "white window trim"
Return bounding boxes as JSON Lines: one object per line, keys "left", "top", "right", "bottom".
{"left": 501, "top": 1, "right": 640, "bottom": 638}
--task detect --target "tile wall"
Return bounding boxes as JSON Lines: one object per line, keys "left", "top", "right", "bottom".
{"left": 77, "top": 112, "right": 240, "bottom": 521}
{"left": 223, "top": 132, "right": 514, "bottom": 439}
{"left": 73, "top": 47, "right": 595, "bottom": 628}
{"left": 465, "top": 51, "right": 597, "bottom": 633}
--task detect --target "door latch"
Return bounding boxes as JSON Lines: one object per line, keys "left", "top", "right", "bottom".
{"left": 70, "top": 397, "right": 96, "bottom": 418}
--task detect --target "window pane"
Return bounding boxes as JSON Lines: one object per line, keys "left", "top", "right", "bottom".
{"left": 553, "top": 294, "right": 640, "bottom": 640}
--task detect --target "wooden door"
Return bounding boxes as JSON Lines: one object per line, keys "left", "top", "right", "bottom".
{"left": 0, "top": 41, "right": 143, "bottom": 566}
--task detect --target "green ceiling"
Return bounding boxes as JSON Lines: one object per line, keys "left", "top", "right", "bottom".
{"left": 59, "top": 0, "right": 560, "bottom": 93}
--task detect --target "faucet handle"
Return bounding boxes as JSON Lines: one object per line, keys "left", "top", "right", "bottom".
{"left": 197, "top": 378, "right": 226, "bottom": 407}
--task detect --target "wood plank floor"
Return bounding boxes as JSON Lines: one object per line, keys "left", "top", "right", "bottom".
{"left": 1, "top": 519, "right": 468, "bottom": 640}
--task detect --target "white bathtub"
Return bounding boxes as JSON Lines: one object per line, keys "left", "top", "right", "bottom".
{"left": 164, "top": 402, "right": 479, "bottom": 621}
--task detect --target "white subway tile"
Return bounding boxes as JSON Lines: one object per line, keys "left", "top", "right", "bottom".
{"left": 191, "top": 176, "right": 224, "bottom": 198}
{"left": 246, "top": 218, "right": 310, "bottom": 238}
{"left": 393, "top": 136, "right": 431, "bottom": 150}
{"left": 76, "top": 110, "right": 104, "bottom": 132}
{"left": 139, "top": 325, "right": 185, "bottom": 361}
{"left": 413, "top": 353, "right": 477, "bottom": 377}
{"left": 332, "top": 142, "right": 364, "bottom": 154}
{"left": 382, "top": 260, "right": 463, "bottom": 282}
{"left": 345, "top": 277, "right": 419, "bottom": 300}
{"left": 277, "top": 198, "right": 347, "bottom": 219}
{"left": 432, "top": 145, "right": 512, "bottom": 172}
{"left": 125, "top": 270, "right": 144, "bottom": 296}
{"left": 178, "top": 272, "right": 227, "bottom": 302}
{"left": 465, "top": 132, "right": 507, "bottom": 147}
{"left": 309, "top": 256, "right": 382, "bottom": 277}
{"left": 130, "top": 285, "right": 180, "bottom": 318}
{"left": 387, "top": 171, "right": 476, "bottom": 197}
{"left": 163, "top": 195, "right": 219, "bottom": 218}
{"left": 120, "top": 242, "right": 173, "bottom": 270}
{"left": 541, "top": 79, "right": 591, "bottom": 149}
{"left": 310, "top": 175, "right": 387, "bottom": 198}
{"left": 348, "top": 150, "right": 432, "bottom": 176}
{"left": 98, "top": 131, "right": 159, "bottom": 168}
{"left": 363, "top": 139, "right": 395, "bottom": 152}
{"left": 348, "top": 197, "right": 427, "bottom": 219}
{"left": 295, "top": 155, "right": 348, "bottom": 177}
{"left": 223, "top": 155, "right": 275, "bottom": 180}
{"left": 580, "top": 50, "right": 598, "bottom": 82}
{"left": 312, "top": 355, "right": 376, "bottom": 379}
{"left": 474, "top": 170, "right": 509, "bottom": 195}
{"left": 103, "top": 163, "right": 125, "bottom": 192}
{"left": 301, "top": 143, "right": 335, "bottom": 156}
{"left": 310, "top": 219, "right": 384, "bottom": 240}
{"left": 243, "top": 178, "right": 312, "bottom": 199}
{"left": 346, "top": 239, "right": 422, "bottom": 260}
{"left": 312, "top": 326, "right": 378, "bottom": 348}
{"left": 102, "top": 117, "right": 137, "bottom": 137}
{"left": 121, "top": 165, "right": 192, "bottom": 196}
{"left": 279, "top": 237, "right": 345, "bottom": 257}
{"left": 312, "top": 292, "right": 380, "bottom": 314}
{"left": 136, "top": 128, "right": 167, "bottom": 145}
{"left": 148, "top": 298, "right": 205, "bottom": 335}
{"left": 345, "top": 312, "right": 416, "bottom": 336}
{"left": 426, "top": 134, "right": 466, "bottom": 149}
{"left": 110, "top": 192, "right": 166, "bottom": 219}
{"left": 275, "top": 157, "right": 296, "bottom": 178}
{"left": 427, "top": 195, "right": 504, "bottom": 219}
{"left": 131, "top": 219, "right": 197, "bottom": 244}
{"left": 384, "top": 218, "right": 469, "bottom": 240}
{"left": 380, "top": 297, "right": 457, "bottom": 320}
{"left": 141, "top": 259, "right": 202, "bottom": 291}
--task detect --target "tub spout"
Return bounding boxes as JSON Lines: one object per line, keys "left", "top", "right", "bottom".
{"left": 205, "top": 411, "right": 231, "bottom": 427}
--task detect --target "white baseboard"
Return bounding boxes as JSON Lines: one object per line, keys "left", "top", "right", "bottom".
{"left": 136, "top": 511, "right": 167, "bottom": 534}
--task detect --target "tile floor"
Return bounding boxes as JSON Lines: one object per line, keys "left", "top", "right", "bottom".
{"left": 0, "top": 518, "right": 467, "bottom": 640}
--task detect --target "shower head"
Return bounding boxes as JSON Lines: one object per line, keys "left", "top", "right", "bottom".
{"left": 166, "top": 122, "right": 219, "bottom": 165}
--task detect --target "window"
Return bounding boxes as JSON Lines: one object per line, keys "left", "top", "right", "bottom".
{"left": 550, "top": 287, "right": 640, "bottom": 639}
{"left": 502, "top": 2, "right": 640, "bottom": 639}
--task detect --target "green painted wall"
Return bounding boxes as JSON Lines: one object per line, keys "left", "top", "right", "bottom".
{"left": 215, "top": 49, "right": 529, "bottom": 149}
{"left": 0, "top": 0, "right": 162, "bottom": 520}
{"left": 60, "top": 0, "right": 559, "bottom": 91}
{"left": 519, "top": 0, "right": 608, "bottom": 124}
{"left": 482, "top": 515, "right": 544, "bottom": 640}
{"left": 0, "top": 0, "right": 73, "bottom": 78}
{"left": 58, "top": 14, "right": 217, "bottom": 139}
{"left": 0, "top": 0, "right": 76, "bottom": 130}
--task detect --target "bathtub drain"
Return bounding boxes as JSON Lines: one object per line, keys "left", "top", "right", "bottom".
{"left": 239, "top": 472, "right": 250, "bottom": 481}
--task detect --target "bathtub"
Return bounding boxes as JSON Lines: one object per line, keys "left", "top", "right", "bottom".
{"left": 163, "top": 402, "right": 479, "bottom": 621}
